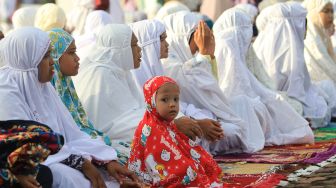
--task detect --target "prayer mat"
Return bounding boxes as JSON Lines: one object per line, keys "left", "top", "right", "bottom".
{"left": 215, "top": 141, "right": 336, "bottom": 164}
{"left": 218, "top": 163, "right": 279, "bottom": 175}
{"left": 221, "top": 172, "right": 286, "bottom": 188}
{"left": 314, "top": 126, "right": 336, "bottom": 141}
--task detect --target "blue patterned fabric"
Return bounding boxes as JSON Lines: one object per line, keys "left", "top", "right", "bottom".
{"left": 48, "top": 28, "right": 111, "bottom": 145}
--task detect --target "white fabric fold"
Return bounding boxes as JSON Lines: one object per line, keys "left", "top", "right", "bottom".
{"left": 213, "top": 8, "right": 313, "bottom": 145}
{"left": 304, "top": 0, "right": 336, "bottom": 82}
{"left": 0, "top": 27, "right": 117, "bottom": 165}
{"left": 129, "top": 19, "right": 165, "bottom": 90}
{"left": 12, "top": 7, "right": 38, "bottom": 29}
{"left": 73, "top": 24, "right": 144, "bottom": 141}
{"left": 76, "top": 10, "right": 113, "bottom": 62}
{"left": 253, "top": 2, "right": 331, "bottom": 127}
{"left": 162, "top": 11, "right": 268, "bottom": 153}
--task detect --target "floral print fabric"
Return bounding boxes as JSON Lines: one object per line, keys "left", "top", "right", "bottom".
{"left": 0, "top": 120, "right": 64, "bottom": 187}
{"left": 48, "top": 28, "right": 111, "bottom": 145}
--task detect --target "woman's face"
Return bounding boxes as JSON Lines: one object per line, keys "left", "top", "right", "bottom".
{"left": 160, "top": 32, "right": 169, "bottom": 59}
{"left": 59, "top": 41, "right": 80, "bottom": 76}
{"left": 131, "top": 33, "right": 141, "bottom": 69}
{"left": 38, "top": 47, "right": 54, "bottom": 83}
{"left": 320, "top": 3, "right": 334, "bottom": 29}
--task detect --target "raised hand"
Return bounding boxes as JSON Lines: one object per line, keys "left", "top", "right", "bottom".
{"left": 193, "top": 20, "right": 215, "bottom": 58}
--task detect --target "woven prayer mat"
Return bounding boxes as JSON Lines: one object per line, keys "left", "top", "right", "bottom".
{"left": 219, "top": 163, "right": 278, "bottom": 175}
{"left": 215, "top": 141, "right": 336, "bottom": 164}
{"left": 314, "top": 125, "right": 336, "bottom": 141}
{"left": 219, "top": 163, "right": 287, "bottom": 188}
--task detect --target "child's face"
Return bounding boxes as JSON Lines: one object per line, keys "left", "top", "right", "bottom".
{"left": 59, "top": 41, "right": 80, "bottom": 76}
{"left": 155, "top": 83, "right": 180, "bottom": 121}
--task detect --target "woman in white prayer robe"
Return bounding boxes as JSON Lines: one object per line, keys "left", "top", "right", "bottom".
{"left": 161, "top": 11, "right": 273, "bottom": 154}
{"left": 304, "top": 0, "right": 336, "bottom": 83}
{"left": 73, "top": 24, "right": 145, "bottom": 142}
{"left": 0, "top": 27, "right": 140, "bottom": 188}
{"left": 303, "top": 0, "right": 336, "bottom": 118}
{"left": 74, "top": 23, "right": 207, "bottom": 150}
{"left": 131, "top": 19, "right": 249, "bottom": 154}
{"left": 253, "top": 2, "right": 333, "bottom": 128}
{"left": 213, "top": 8, "right": 314, "bottom": 146}
{"left": 75, "top": 10, "right": 113, "bottom": 63}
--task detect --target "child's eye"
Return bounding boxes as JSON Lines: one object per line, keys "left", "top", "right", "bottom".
{"left": 174, "top": 97, "right": 179, "bottom": 102}
{"left": 161, "top": 98, "right": 168, "bottom": 102}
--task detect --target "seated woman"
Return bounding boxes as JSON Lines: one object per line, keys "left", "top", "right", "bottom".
{"left": 48, "top": 28, "right": 110, "bottom": 145}
{"left": 253, "top": 2, "right": 335, "bottom": 128}
{"left": 0, "top": 27, "right": 140, "bottom": 188}
{"left": 73, "top": 23, "right": 207, "bottom": 147}
{"left": 213, "top": 8, "right": 313, "bottom": 145}
{"left": 131, "top": 19, "right": 240, "bottom": 151}
{"left": 48, "top": 28, "right": 134, "bottom": 166}
{"left": 0, "top": 120, "right": 64, "bottom": 188}
{"left": 161, "top": 11, "right": 271, "bottom": 153}
{"left": 128, "top": 76, "right": 222, "bottom": 187}
{"left": 73, "top": 24, "right": 147, "bottom": 142}
{"left": 304, "top": 0, "right": 336, "bottom": 83}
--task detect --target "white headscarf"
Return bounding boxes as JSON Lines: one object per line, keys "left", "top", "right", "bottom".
{"left": 84, "top": 10, "right": 113, "bottom": 36}
{"left": 162, "top": 11, "right": 242, "bottom": 124}
{"left": 0, "top": 27, "right": 116, "bottom": 164}
{"left": 130, "top": 19, "right": 165, "bottom": 90}
{"left": 304, "top": 0, "right": 336, "bottom": 82}
{"left": 155, "top": 1, "right": 190, "bottom": 20}
{"left": 12, "top": 7, "right": 38, "bottom": 29}
{"left": 162, "top": 11, "right": 271, "bottom": 153}
{"left": 254, "top": 2, "right": 311, "bottom": 105}
{"left": 258, "top": 0, "right": 287, "bottom": 11}
{"left": 234, "top": 3, "right": 258, "bottom": 20}
{"left": 73, "top": 24, "right": 145, "bottom": 141}
{"left": 76, "top": 10, "right": 113, "bottom": 61}
{"left": 254, "top": 2, "right": 330, "bottom": 126}
{"left": 108, "top": 0, "right": 125, "bottom": 23}
{"left": 214, "top": 8, "right": 272, "bottom": 100}
{"left": 164, "top": 11, "right": 202, "bottom": 62}
{"left": 66, "top": 0, "right": 95, "bottom": 36}
{"left": 34, "top": 3, "right": 67, "bottom": 31}
{"left": 214, "top": 8, "right": 313, "bottom": 145}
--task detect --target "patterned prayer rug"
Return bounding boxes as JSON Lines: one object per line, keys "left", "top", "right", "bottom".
{"left": 216, "top": 124, "right": 336, "bottom": 187}
{"left": 215, "top": 141, "right": 336, "bottom": 164}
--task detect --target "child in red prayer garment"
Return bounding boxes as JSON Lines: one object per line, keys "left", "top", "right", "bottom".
{"left": 128, "top": 76, "right": 223, "bottom": 187}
